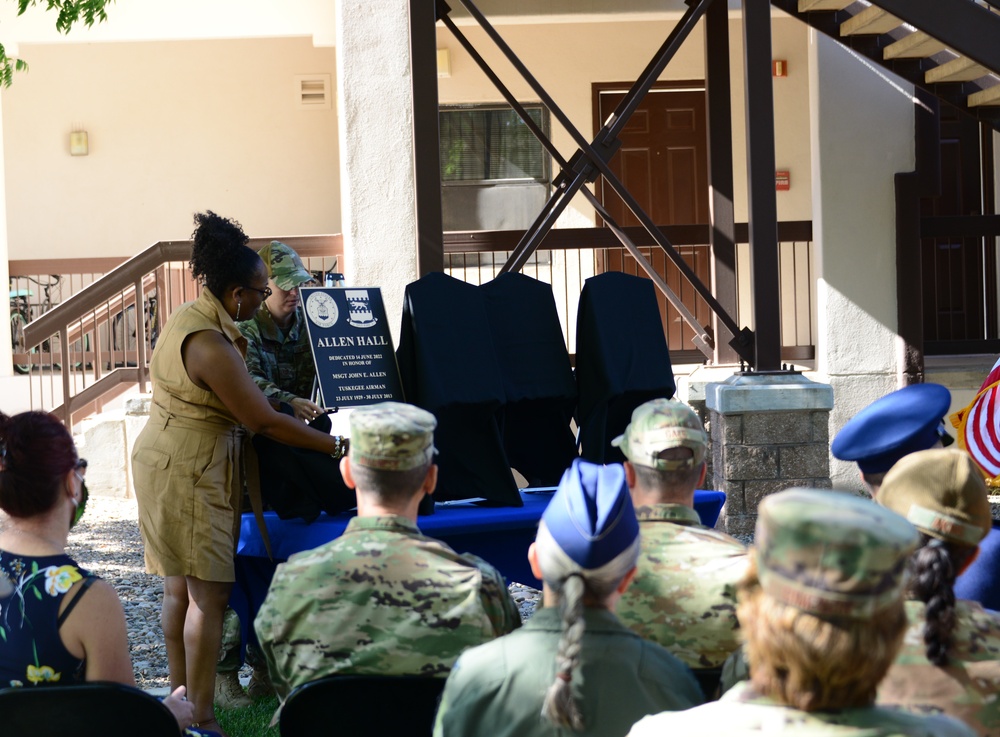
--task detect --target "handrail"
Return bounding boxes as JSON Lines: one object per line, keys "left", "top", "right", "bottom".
{"left": 17, "top": 234, "right": 342, "bottom": 429}
{"left": 24, "top": 235, "right": 343, "bottom": 347}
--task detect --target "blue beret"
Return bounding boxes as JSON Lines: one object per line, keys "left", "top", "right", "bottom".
{"left": 542, "top": 459, "right": 639, "bottom": 570}
{"left": 832, "top": 384, "right": 952, "bottom": 474}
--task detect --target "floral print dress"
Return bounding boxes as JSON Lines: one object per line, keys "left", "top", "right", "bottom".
{"left": 0, "top": 550, "right": 96, "bottom": 687}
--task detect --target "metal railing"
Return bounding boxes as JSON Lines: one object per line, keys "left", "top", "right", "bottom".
{"left": 15, "top": 236, "right": 342, "bottom": 430}
{"left": 444, "top": 221, "right": 815, "bottom": 362}
{"left": 13, "top": 224, "right": 813, "bottom": 428}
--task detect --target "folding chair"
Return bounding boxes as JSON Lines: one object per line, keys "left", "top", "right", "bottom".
{"left": 280, "top": 675, "right": 446, "bottom": 737}
{"left": 0, "top": 681, "right": 178, "bottom": 737}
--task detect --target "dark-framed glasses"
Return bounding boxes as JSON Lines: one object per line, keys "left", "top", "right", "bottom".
{"left": 244, "top": 285, "right": 273, "bottom": 299}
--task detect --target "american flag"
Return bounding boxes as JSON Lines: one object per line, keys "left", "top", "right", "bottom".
{"left": 952, "top": 355, "right": 1000, "bottom": 486}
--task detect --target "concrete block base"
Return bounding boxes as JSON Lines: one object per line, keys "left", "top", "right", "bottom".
{"left": 707, "top": 372, "right": 833, "bottom": 540}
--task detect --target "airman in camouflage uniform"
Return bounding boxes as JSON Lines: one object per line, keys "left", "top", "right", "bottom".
{"left": 612, "top": 399, "right": 748, "bottom": 678}
{"left": 254, "top": 402, "right": 521, "bottom": 702}
{"left": 238, "top": 241, "right": 318, "bottom": 410}
{"left": 627, "top": 488, "right": 976, "bottom": 737}
{"left": 874, "top": 449, "right": 1000, "bottom": 735}
{"left": 218, "top": 242, "right": 322, "bottom": 707}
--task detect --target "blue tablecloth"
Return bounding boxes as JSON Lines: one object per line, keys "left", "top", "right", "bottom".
{"left": 237, "top": 489, "right": 725, "bottom": 582}
{"left": 230, "top": 489, "right": 726, "bottom": 655}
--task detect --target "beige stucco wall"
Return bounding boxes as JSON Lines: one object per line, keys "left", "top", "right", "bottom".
{"left": 2, "top": 36, "right": 339, "bottom": 260}
{"left": 437, "top": 15, "right": 814, "bottom": 225}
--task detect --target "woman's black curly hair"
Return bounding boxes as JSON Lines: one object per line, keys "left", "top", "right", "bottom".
{"left": 189, "top": 211, "right": 262, "bottom": 298}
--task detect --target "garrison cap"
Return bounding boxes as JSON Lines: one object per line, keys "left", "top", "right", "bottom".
{"left": 877, "top": 448, "right": 991, "bottom": 547}
{"left": 348, "top": 402, "right": 437, "bottom": 471}
{"left": 258, "top": 240, "right": 314, "bottom": 291}
{"left": 755, "top": 488, "right": 919, "bottom": 619}
{"left": 542, "top": 459, "right": 639, "bottom": 570}
{"left": 831, "top": 383, "right": 953, "bottom": 474}
{"left": 612, "top": 398, "right": 707, "bottom": 470}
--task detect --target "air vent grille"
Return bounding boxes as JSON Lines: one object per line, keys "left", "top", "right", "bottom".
{"left": 294, "top": 74, "right": 331, "bottom": 110}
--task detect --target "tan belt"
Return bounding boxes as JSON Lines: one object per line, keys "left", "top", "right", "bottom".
{"left": 236, "top": 427, "right": 273, "bottom": 561}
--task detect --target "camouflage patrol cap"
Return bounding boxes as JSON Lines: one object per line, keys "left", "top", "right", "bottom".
{"left": 258, "top": 240, "right": 314, "bottom": 291}
{"left": 755, "top": 487, "right": 919, "bottom": 619}
{"left": 611, "top": 398, "right": 707, "bottom": 470}
{"left": 876, "top": 448, "right": 991, "bottom": 547}
{"left": 348, "top": 402, "right": 437, "bottom": 471}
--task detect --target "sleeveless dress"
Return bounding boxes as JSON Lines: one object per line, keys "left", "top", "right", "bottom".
{"left": 0, "top": 550, "right": 97, "bottom": 687}
{"left": 131, "top": 288, "right": 248, "bottom": 582}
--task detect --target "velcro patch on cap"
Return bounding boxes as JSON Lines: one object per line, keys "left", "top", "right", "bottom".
{"left": 906, "top": 504, "right": 985, "bottom": 546}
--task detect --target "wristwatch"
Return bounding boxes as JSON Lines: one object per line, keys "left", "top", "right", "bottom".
{"left": 331, "top": 435, "right": 349, "bottom": 460}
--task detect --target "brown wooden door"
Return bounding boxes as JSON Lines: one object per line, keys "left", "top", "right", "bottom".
{"left": 921, "top": 106, "right": 994, "bottom": 346}
{"left": 594, "top": 84, "right": 711, "bottom": 361}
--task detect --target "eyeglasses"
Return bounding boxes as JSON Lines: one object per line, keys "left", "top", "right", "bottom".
{"left": 75, "top": 458, "right": 88, "bottom": 477}
{"left": 244, "top": 285, "right": 273, "bottom": 299}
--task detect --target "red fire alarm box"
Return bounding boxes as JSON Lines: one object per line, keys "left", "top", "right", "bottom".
{"left": 775, "top": 170, "right": 790, "bottom": 191}
{"left": 773, "top": 60, "right": 788, "bottom": 77}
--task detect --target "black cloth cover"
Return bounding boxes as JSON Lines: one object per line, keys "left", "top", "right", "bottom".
{"left": 482, "top": 272, "right": 578, "bottom": 486}
{"left": 396, "top": 272, "right": 521, "bottom": 506}
{"left": 575, "top": 272, "right": 676, "bottom": 464}
{"left": 252, "top": 412, "right": 356, "bottom": 522}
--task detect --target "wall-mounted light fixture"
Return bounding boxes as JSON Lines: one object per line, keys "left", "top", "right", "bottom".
{"left": 69, "top": 128, "right": 89, "bottom": 156}
{"left": 437, "top": 48, "right": 451, "bottom": 78}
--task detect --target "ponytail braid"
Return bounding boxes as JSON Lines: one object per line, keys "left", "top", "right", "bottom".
{"left": 908, "top": 536, "right": 958, "bottom": 667}
{"left": 541, "top": 572, "right": 586, "bottom": 731}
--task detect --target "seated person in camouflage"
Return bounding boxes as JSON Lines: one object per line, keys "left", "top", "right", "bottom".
{"left": 239, "top": 240, "right": 353, "bottom": 523}
{"left": 874, "top": 449, "right": 1000, "bottom": 734}
{"left": 217, "top": 243, "right": 350, "bottom": 708}
{"left": 239, "top": 240, "right": 321, "bottom": 422}
{"left": 612, "top": 398, "right": 747, "bottom": 691}
{"left": 628, "top": 488, "right": 975, "bottom": 737}
{"left": 434, "top": 459, "right": 703, "bottom": 737}
{"left": 254, "top": 401, "right": 521, "bottom": 704}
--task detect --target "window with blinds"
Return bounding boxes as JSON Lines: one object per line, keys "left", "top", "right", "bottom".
{"left": 439, "top": 105, "right": 549, "bottom": 183}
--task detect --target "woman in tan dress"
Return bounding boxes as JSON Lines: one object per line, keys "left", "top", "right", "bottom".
{"left": 131, "top": 211, "right": 341, "bottom": 735}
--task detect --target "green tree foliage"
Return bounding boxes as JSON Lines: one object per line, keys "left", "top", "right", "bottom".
{"left": 0, "top": 0, "right": 114, "bottom": 86}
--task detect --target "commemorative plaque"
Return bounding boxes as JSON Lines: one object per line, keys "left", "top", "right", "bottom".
{"left": 301, "top": 286, "right": 404, "bottom": 409}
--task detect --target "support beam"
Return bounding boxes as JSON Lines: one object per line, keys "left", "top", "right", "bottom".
{"left": 742, "top": 0, "right": 782, "bottom": 370}
{"left": 705, "top": 0, "right": 738, "bottom": 364}
{"left": 410, "top": 0, "right": 445, "bottom": 276}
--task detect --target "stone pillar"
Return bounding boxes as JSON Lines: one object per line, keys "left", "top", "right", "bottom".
{"left": 335, "top": 0, "right": 420, "bottom": 343}
{"left": 706, "top": 372, "right": 834, "bottom": 541}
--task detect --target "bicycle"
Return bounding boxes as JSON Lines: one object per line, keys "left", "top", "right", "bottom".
{"left": 110, "top": 290, "right": 159, "bottom": 368}
{"left": 9, "top": 274, "right": 62, "bottom": 373}
{"left": 9, "top": 286, "right": 32, "bottom": 373}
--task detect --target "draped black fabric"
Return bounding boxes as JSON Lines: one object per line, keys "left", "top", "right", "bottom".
{"left": 482, "top": 272, "right": 578, "bottom": 487}
{"left": 396, "top": 272, "right": 521, "bottom": 506}
{"left": 575, "top": 272, "right": 676, "bottom": 464}
{"left": 252, "top": 412, "right": 356, "bottom": 522}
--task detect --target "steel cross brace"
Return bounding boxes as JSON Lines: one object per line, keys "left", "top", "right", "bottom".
{"left": 441, "top": 0, "right": 754, "bottom": 364}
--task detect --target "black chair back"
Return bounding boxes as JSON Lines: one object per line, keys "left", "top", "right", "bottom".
{"left": 0, "top": 681, "right": 178, "bottom": 737}
{"left": 280, "top": 675, "right": 446, "bottom": 737}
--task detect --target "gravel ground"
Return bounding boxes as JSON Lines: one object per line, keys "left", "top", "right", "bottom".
{"left": 61, "top": 495, "right": 541, "bottom": 691}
